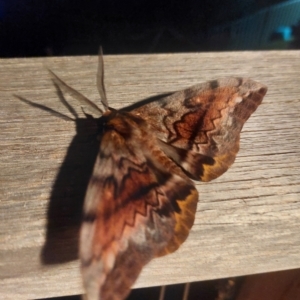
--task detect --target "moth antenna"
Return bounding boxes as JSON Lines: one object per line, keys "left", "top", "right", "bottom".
{"left": 97, "top": 46, "right": 109, "bottom": 111}
{"left": 14, "top": 94, "right": 74, "bottom": 122}
{"left": 48, "top": 69, "right": 103, "bottom": 117}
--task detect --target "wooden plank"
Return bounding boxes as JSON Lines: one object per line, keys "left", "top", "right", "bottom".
{"left": 0, "top": 51, "right": 299, "bottom": 299}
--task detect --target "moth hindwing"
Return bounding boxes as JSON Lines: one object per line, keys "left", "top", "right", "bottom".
{"left": 50, "top": 53, "right": 267, "bottom": 300}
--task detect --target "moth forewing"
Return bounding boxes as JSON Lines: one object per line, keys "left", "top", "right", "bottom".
{"left": 132, "top": 77, "right": 267, "bottom": 182}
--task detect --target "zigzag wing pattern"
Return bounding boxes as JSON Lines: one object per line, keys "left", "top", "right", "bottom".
{"left": 133, "top": 78, "right": 267, "bottom": 181}
{"left": 80, "top": 111, "right": 198, "bottom": 300}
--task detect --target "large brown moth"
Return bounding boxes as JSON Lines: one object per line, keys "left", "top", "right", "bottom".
{"left": 49, "top": 52, "right": 267, "bottom": 300}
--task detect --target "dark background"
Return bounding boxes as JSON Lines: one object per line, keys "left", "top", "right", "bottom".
{"left": 1, "top": 0, "right": 299, "bottom": 57}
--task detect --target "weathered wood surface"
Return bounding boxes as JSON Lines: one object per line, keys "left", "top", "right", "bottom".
{"left": 0, "top": 51, "right": 299, "bottom": 299}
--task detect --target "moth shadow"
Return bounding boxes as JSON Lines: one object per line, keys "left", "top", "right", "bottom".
{"left": 16, "top": 86, "right": 173, "bottom": 265}
{"left": 15, "top": 91, "right": 100, "bottom": 264}
{"left": 41, "top": 117, "right": 100, "bottom": 264}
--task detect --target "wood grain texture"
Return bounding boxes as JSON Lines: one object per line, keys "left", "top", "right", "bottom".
{"left": 0, "top": 51, "right": 299, "bottom": 299}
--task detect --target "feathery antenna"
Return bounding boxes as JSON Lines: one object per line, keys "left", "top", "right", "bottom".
{"left": 97, "top": 46, "right": 109, "bottom": 111}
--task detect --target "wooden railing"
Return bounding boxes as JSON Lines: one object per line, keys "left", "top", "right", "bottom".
{"left": 0, "top": 50, "right": 299, "bottom": 299}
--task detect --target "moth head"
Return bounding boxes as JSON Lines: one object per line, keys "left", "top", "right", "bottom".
{"left": 97, "top": 110, "right": 146, "bottom": 140}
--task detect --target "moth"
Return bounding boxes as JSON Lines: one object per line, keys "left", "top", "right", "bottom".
{"left": 49, "top": 52, "right": 267, "bottom": 300}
